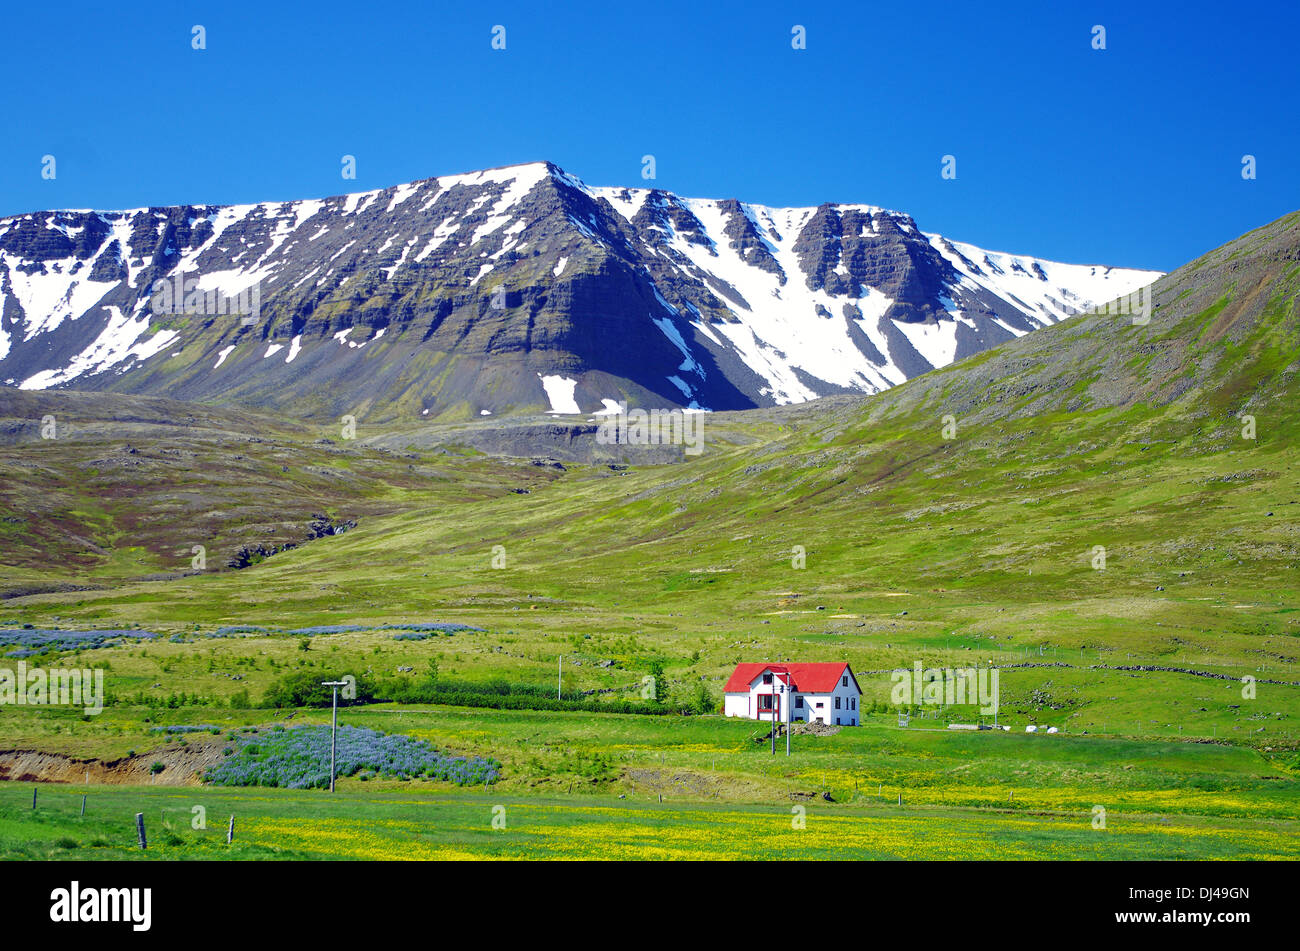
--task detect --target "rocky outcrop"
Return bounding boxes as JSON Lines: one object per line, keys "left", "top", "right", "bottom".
{"left": 0, "top": 162, "right": 1160, "bottom": 420}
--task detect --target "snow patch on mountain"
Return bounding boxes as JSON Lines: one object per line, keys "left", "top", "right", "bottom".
{"left": 928, "top": 234, "right": 1151, "bottom": 325}
{"left": 538, "top": 373, "right": 580, "bottom": 414}
{"left": 19, "top": 305, "right": 177, "bottom": 389}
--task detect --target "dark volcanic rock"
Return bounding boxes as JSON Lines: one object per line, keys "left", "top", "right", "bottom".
{"left": 0, "top": 162, "right": 1157, "bottom": 420}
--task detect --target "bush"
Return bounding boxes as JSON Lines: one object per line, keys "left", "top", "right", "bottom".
{"left": 262, "top": 671, "right": 374, "bottom": 708}
{"left": 374, "top": 675, "right": 670, "bottom": 715}
{"left": 204, "top": 725, "right": 499, "bottom": 789}
{"left": 148, "top": 724, "right": 219, "bottom": 734}
{"left": 0, "top": 627, "right": 160, "bottom": 656}
{"left": 388, "top": 622, "right": 482, "bottom": 639}
{"left": 685, "top": 680, "right": 716, "bottom": 715}
{"left": 646, "top": 659, "right": 670, "bottom": 705}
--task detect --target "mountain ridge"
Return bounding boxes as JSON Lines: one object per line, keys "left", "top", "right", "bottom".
{"left": 0, "top": 161, "right": 1160, "bottom": 420}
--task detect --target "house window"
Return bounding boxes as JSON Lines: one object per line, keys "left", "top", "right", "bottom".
{"left": 850, "top": 698, "right": 856, "bottom": 710}
{"left": 835, "top": 696, "right": 841, "bottom": 709}
{"left": 795, "top": 696, "right": 804, "bottom": 709}
{"left": 836, "top": 718, "right": 841, "bottom": 726}
{"left": 842, "top": 676, "right": 848, "bottom": 687}
{"left": 762, "top": 673, "right": 773, "bottom": 685}
{"left": 758, "top": 694, "right": 773, "bottom": 710}
{"left": 815, "top": 701, "right": 824, "bottom": 709}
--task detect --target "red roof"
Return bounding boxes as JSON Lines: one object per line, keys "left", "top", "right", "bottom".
{"left": 723, "top": 662, "right": 855, "bottom": 694}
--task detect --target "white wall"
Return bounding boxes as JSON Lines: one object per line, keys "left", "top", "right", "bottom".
{"left": 748, "top": 672, "right": 785, "bottom": 723}
{"left": 827, "top": 673, "right": 861, "bottom": 726}
{"left": 723, "top": 693, "right": 750, "bottom": 718}
{"left": 800, "top": 677, "right": 861, "bottom": 726}
{"left": 724, "top": 671, "right": 789, "bottom": 722}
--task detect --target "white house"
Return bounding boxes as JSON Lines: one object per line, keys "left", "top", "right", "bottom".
{"left": 723, "top": 662, "right": 862, "bottom": 726}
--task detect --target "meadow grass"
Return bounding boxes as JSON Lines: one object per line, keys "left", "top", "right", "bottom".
{"left": 2, "top": 779, "right": 1295, "bottom": 861}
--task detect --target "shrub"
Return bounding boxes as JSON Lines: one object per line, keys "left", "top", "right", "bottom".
{"left": 262, "top": 671, "right": 375, "bottom": 708}
{"left": 148, "top": 724, "right": 220, "bottom": 734}
{"left": 0, "top": 628, "right": 160, "bottom": 656}
{"left": 379, "top": 683, "right": 670, "bottom": 716}
{"left": 685, "top": 680, "right": 716, "bottom": 715}
{"left": 646, "top": 659, "right": 669, "bottom": 705}
{"left": 388, "top": 622, "right": 482, "bottom": 639}
{"left": 204, "top": 725, "right": 499, "bottom": 789}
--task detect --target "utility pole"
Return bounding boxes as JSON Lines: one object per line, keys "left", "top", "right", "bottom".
{"left": 784, "top": 681, "right": 791, "bottom": 757}
{"left": 321, "top": 680, "right": 347, "bottom": 792}
{"left": 764, "top": 691, "right": 774, "bottom": 758}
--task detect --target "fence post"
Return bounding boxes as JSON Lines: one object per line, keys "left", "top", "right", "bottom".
{"left": 32, "top": 787, "right": 37, "bottom": 809}
{"left": 227, "top": 815, "right": 235, "bottom": 845}
{"left": 136, "top": 813, "right": 147, "bottom": 850}
{"left": 80, "top": 794, "right": 87, "bottom": 817}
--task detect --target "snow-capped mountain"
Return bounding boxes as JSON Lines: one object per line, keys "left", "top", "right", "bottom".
{"left": 0, "top": 162, "right": 1160, "bottom": 419}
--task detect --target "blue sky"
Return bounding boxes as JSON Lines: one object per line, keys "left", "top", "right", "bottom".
{"left": 3, "top": 0, "right": 1296, "bottom": 271}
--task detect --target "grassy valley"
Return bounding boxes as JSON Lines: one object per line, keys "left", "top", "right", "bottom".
{"left": 1, "top": 212, "right": 1298, "bottom": 859}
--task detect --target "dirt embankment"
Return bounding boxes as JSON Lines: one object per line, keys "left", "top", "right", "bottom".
{"left": 0, "top": 738, "right": 228, "bottom": 786}
{"left": 623, "top": 767, "right": 776, "bottom": 801}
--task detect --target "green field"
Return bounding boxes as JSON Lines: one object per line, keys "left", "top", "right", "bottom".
{"left": 4, "top": 753, "right": 1297, "bottom": 862}
{"left": 2, "top": 701, "right": 1297, "bottom": 859}
{"left": 1, "top": 212, "right": 1298, "bottom": 860}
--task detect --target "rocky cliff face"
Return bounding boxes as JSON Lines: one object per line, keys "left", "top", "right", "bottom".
{"left": 0, "top": 162, "right": 1160, "bottom": 420}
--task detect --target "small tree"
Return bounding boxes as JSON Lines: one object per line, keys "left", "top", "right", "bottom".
{"left": 263, "top": 670, "right": 373, "bottom": 708}
{"left": 647, "top": 659, "right": 670, "bottom": 706}
{"left": 688, "top": 679, "right": 715, "bottom": 715}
